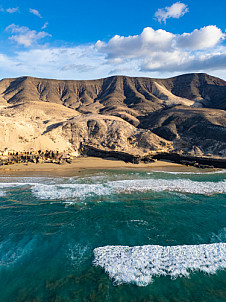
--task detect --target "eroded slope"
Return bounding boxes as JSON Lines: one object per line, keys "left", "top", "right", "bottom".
{"left": 0, "top": 73, "right": 225, "bottom": 158}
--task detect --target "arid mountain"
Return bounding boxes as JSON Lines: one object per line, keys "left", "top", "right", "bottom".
{"left": 0, "top": 73, "right": 225, "bottom": 159}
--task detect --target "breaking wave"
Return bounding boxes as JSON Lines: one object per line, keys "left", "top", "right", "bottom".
{"left": 110, "top": 179, "right": 226, "bottom": 195}
{"left": 30, "top": 178, "right": 226, "bottom": 200}
{"left": 150, "top": 170, "right": 226, "bottom": 175}
{"left": 0, "top": 175, "right": 224, "bottom": 201}
{"left": 93, "top": 243, "right": 226, "bottom": 286}
{"left": 31, "top": 183, "right": 112, "bottom": 200}
{"left": 0, "top": 191, "right": 5, "bottom": 197}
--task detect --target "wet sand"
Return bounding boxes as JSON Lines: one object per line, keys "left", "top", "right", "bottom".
{"left": 0, "top": 157, "right": 219, "bottom": 177}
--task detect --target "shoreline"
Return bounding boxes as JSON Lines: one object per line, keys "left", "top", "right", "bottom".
{"left": 0, "top": 157, "right": 222, "bottom": 177}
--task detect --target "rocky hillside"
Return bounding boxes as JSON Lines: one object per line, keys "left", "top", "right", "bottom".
{"left": 0, "top": 73, "right": 225, "bottom": 159}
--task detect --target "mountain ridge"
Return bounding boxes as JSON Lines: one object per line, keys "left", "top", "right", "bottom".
{"left": 0, "top": 73, "right": 225, "bottom": 163}
{"left": 1, "top": 73, "right": 226, "bottom": 111}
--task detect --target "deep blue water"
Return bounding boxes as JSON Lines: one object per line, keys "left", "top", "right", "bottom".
{"left": 0, "top": 169, "right": 225, "bottom": 302}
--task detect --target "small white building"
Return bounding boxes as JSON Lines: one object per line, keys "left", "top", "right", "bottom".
{"left": 3, "top": 148, "right": 8, "bottom": 156}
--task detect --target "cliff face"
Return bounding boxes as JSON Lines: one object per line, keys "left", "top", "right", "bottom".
{"left": 0, "top": 73, "right": 225, "bottom": 158}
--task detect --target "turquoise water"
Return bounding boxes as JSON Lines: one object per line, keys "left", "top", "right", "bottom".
{"left": 0, "top": 169, "right": 225, "bottom": 301}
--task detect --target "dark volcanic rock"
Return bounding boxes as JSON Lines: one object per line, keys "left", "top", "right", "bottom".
{"left": 139, "top": 106, "right": 226, "bottom": 157}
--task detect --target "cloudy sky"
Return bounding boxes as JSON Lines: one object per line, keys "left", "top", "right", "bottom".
{"left": 0, "top": 0, "right": 226, "bottom": 80}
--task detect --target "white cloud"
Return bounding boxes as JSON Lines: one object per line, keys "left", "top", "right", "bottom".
{"left": 42, "top": 22, "right": 48, "bottom": 30}
{"left": 141, "top": 50, "right": 226, "bottom": 73}
{"left": 97, "top": 26, "right": 225, "bottom": 60}
{"left": 29, "top": 8, "right": 42, "bottom": 18}
{"left": 96, "top": 25, "right": 226, "bottom": 76}
{"left": 96, "top": 27, "right": 174, "bottom": 59}
{"left": 0, "top": 46, "right": 108, "bottom": 80}
{"left": 61, "top": 64, "right": 95, "bottom": 72}
{"left": 155, "top": 2, "right": 189, "bottom": 23}
{"left": 0, "top": 7, "right": 19, "bottom": 13}
{"left": 6, "top": 24, "right": 51, "bottom": 47}
{"left": 6, "top": 7, "right": 19, "bottom": 13}
{"left": 141, "top": 50, "right": 189, "bottom": 71}
{"left": 176, "top": 25, "right": 225, "bottom": 49}
{"left": 1, "top": 25, "right": 226, "bottom": 81}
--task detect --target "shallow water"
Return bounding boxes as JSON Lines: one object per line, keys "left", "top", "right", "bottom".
{"left": 0, "top": 170, "right": 225, "bottom": 301}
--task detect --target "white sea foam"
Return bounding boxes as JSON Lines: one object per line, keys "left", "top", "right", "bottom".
{"left": 31, "top": 183, "right": 112, "bottom": 200}
{"left": 0, "top": 176, "right": 225, "bottom": 201}
{"left": 0, "top": 176, "right": 58, "bottom": 184}
{"left": 93, "top": 243, "right": 226, "bottom": 286}
{"left": 0, "top": 183, "right": 32, "bottom": 197}
{"left": 151, "top": 170, "right": 226, "bottom": 175}
{"left": 110, "top": 179, "right": 226, "bottom": 195}
{"left": 0, "top": 191, "right": 5, "bottom": 197}
{"left": 30, "top": 178, "right": 226, "bottom": 200}
{"left": 0, "top": 183, "right": 31, "bottom": 188}
{"left": 68, "top": 243, "right": 92, "bottom": 267}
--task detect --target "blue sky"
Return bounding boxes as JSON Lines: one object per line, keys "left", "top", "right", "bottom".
{"left": 0, "top": 0, "right": 226, "bottom": 80}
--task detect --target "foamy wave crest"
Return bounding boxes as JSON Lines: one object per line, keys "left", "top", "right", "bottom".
{"left": 31, "top": 178, "right": 226, "bottom": 200}
{"left": 0, "top": 191, "right": 5, "bottom": 197}
{"left": 93, "top": 243, "right": 226, "bottom": 286}
{"left": 111, "top": 179, "right": 226, "bottom": 195}
{"left": 0, "top": 183, "right": 30, "bottom": 188}
{"left": 151, "top": 170, "right": 226, "bottom": 175}
{"left": 31, "top": 183, "right": 111, "bottom": 200}
{"left": 0, "top": 183, "right": 32, "bottom": 197}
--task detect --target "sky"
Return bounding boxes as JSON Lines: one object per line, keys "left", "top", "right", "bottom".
{"left": 0, "top": 0, "right": 226, "bottom": 80}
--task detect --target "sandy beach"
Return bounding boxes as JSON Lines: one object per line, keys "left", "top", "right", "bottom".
{"left": 0, "top": 156, "right": 219, "bottom": 176}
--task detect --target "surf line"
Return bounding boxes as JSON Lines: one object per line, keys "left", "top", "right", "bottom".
{"left": 93, "top": 243, "right": 226, "bottom": 286}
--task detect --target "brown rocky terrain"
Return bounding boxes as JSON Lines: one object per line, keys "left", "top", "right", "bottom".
{"left": 0, "top": 73, "right": 225, "bottom": 166}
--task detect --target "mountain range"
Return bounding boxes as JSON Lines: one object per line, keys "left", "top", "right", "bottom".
{"left": 0, "top": 73, "right": 225, "bottom": 160}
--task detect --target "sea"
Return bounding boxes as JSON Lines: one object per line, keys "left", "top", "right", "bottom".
{"left": 0, "top": 169, "right": 225, "bottom": 302}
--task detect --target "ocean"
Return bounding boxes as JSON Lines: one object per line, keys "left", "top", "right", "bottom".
{"left": 0, "top": 169, "right": 225, "bottom": 301}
